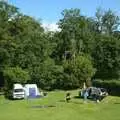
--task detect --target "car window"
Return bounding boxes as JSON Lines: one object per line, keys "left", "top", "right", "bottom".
{"left": 14, "top": 89, "right": 23, "bottom": 92}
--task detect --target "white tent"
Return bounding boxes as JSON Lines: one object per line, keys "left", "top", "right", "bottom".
{"left": 24, "top": 84, "right": 40, "bottom": 98}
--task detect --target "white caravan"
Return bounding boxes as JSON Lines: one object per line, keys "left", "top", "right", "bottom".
{"left": 13, "top": 84, "right": 25, "bottom": 99}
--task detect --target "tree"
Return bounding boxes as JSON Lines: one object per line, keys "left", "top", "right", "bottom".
{"left": 102, "top": 9, "right": 120, "bottom": 34}
{"left": 95, "top": 7, "right": 104, "bottom": 33}
{"left": 58, "top": 9, "right": 85, "bottom": 56}
{"left": 63, "top": 55, "right": 96, "bottom": 88}
{"left": 0, "top": 1, "right": 19, "bottom": 87}
{"left": 92, "top": 35, "right": 120, "bottom": 79}
{"left": 54, "top": 8, "right": 95, "bottom": 62}
{"left": 1, "top": 1, "right": 120, "bottom": 90}
{"left": 29, "top": 58, "right": 64, "bottom": 90}
{"left": 3, "top": 66, "right": 30, "bottom": 88}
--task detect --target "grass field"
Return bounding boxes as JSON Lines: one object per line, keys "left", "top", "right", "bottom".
{"left": 0, "top": 90, "right": 120, "bottom": 120}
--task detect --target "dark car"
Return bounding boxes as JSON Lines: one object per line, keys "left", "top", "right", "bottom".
{"left": 80, "top": 87, "right": 108, "bottom": 101}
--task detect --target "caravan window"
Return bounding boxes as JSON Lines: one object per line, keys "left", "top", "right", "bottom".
{"left": 14, "top": 89, "right": 24, "bottom": 92}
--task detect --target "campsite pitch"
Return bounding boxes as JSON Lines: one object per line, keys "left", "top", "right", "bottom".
{"left": 0, "top": 90, "right": 120, "bottom": 120}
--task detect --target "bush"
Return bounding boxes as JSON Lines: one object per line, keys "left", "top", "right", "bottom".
{"left": 56, "top": 73, "right": 80, "bottom": 90}
{"left": 4, "top": 87, "right": 13, "bottom": 99}
{"left": 3, "top": 66, "right": 30, "bottom": 98}
{"left": 93, "top": 79, "right": 120, "bottom": 96}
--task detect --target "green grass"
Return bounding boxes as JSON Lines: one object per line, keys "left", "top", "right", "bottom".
{"left": 0, "top": 90, "right": 120, "bottom": 120}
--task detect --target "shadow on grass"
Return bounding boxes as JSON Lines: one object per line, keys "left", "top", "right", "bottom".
{"left": 31, "top": 105, "right": 56, "bottom": 108}
{"left": 59, "top": 100, "right": 66, "bottom": 102}
{"left": 58, "top": 99, "right": 83, "bottom": 104}
{"left": 73, "top": 96, "right": 81, "bottom": 99}
{"left": 114, "top": 103, "right": 120, "bottom": 104}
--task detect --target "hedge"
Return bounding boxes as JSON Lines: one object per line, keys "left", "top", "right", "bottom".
{"left": 93, "top": 79, "right": 120, "bottom": 96}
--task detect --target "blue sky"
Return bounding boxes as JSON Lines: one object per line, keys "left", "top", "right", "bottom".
{"left": 8, "top": 0, "right": 120, "bottom": 24}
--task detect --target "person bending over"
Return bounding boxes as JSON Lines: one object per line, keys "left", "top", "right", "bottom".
{"left": 66, "top": 93, "right": 71, "bottom": 103}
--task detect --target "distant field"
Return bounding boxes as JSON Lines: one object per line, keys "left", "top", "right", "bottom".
{"left": 0, "top": 90, "right": 120, "bottom": 120}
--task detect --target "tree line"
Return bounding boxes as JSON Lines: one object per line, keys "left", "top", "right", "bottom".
{"left": 0, "top": 1, "right": 120, "bottom": 92}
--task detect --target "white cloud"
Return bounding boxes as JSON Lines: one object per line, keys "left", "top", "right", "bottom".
{"left": 42, "top": 22, "right": 61, "bottom": 32}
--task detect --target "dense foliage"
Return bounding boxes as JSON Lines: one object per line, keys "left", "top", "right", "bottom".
{"left": 0, "top": 2, "right": 120, "bottom": 92}
{"left": 93, "top": 79, "right": 120, "bottom": 96}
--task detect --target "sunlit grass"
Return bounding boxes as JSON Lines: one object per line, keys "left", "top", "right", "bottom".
{"left": 0, "top": 90, "right": 120, "bottom": 120}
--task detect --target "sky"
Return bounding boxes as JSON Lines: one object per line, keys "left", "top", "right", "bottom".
{"left": 7, "top": 0, "right": 120, "bottom": 31}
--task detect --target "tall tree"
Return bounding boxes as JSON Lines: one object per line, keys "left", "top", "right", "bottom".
{"left": 102, "top": 9, "right": 120, "bottom": 34}
{"left": 56, "top": 8, "right": 95, "bottom": 61}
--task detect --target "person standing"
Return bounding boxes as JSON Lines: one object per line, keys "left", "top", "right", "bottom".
{"left": 83, "top": 89, "right": 88, "bottom": 103}
{"left": 66, "top": 92, "right": 71, "bottom": 103}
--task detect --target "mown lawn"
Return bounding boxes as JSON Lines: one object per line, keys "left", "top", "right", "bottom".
{"left": 0, "top": 90, "right": 120, "bottom": 120}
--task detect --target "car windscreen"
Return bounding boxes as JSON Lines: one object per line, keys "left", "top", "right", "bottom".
{"left": 100, "top": 88, "right": 106, "bottom": 92}
{"left": 14, "top": 89, "right": 24, "bottom": 92}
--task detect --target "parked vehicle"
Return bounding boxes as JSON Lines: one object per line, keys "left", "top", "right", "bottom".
{"left": 13, "top": 84, "right": 25, "bottom": 99}
{"left": 12, "top": 83, "right": 45, "bottom": 100}
{"left": 80, "top": 87, "right": 108, "bottom": 101}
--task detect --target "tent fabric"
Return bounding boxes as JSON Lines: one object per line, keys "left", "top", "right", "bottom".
{"left": 24, "top": 84, "right": 40, "bottom": 98}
